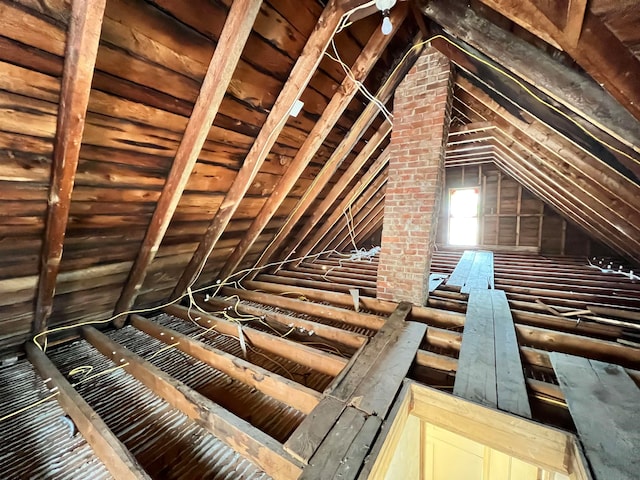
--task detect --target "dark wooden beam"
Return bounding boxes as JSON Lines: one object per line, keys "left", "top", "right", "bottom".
{"left": 218, "top": 7, "right": 408, "bottom": 279}
{"left": 112, "top": 0, "right": 263, "bottom": 321}
{"left": 468, "top": 0, "right": 640, "bottom": 121}
{"left": 82, "top": 326, "right": 303, "bottom": 479}
{"left": 33, "top": 0, "right": 106, "bottom": 333}
{"left": 26, "top": 342, "right": 150, "bottom": 479}
{"left": 171, "top": 0, "right": 345, "bottom": 300}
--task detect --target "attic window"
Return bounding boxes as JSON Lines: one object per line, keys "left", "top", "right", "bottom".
{"left": 448, "top": 188, "right": 479, "bottom": 246}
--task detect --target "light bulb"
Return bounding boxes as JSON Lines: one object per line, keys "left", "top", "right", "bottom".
{"left": 381, "top": 14, "right": 392, "bottom": 35}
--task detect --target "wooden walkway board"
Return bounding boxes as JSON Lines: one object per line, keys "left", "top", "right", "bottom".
{"left": 492, "top": 289, "right": 531, "bottom": 418}
{"left": 454, "top": 288, "right": 498, "bottom": 408}
{"left": 447, "top": 250, "right": 477, "bottom": 287}
{"left": 428, "top": 273, "right": 447, "bottom": 292}
{"left": 551, "top": 352, "right": 640, "bottom": 480}
{"left": 454, "top": 289, "right": 531, "bottom": 418}
{"left": 461, "top": 250, "right": 494, "bottom": 293}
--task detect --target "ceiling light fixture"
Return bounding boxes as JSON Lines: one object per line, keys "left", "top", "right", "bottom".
{"left": 375, "top": 0, "right": 397, "bottom": 35}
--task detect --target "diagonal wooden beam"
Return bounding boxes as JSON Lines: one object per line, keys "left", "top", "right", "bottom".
{"left": 278, "top": 124, "right": 390, "bottom": 269}
{"left": 218, "top": 6, "right": 408, "bottom": 279}
{"left": 171, "top": 0, "right": 345, "bottom": 300}
{"left": 82, "top": 326, "right": 303, "bottom": 479}
{"left": 26, "top": 342, "right": 150, "bottom": 479}
{"left": 421, "top": 0, "right": 640, "bottom": 156}
{"left": 112, "top": 0, "right": 263, "bottom": 323}
{"left": 292, "top": 144, "right": 390, "bottom": 265}
{"left": 251, "top": 33, "right": 425, "bottom": 274}
{"left": 335, "top": 198, "right": 385, "bottom": 251}
{"left": 470, "top": 0, "right": 640, "bottom": 121}
{"left": 33, "top": 0, "right": 107, "bottom": 334}
{"left": 319, "top": 176, "right": 387, "bottom": 253}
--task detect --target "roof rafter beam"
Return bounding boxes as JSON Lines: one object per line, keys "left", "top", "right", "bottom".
{"left": 335, "top": 198, "right": 385, "bottom": 251}
{"left": 218, "top": 5, "right": 408, "bottom": 279}
{"left": 319, "top": 176, "right": 387, "bottom": 253}
{"left": 171, "top": 0, "right": 346, "bottom": 300}
{"left": 33, "top": 0, "right": 107, "bottom": 334}
{"left": 468, "top": 0, "right": 640, "bottom": 120}
{"left": 292, "top": 143, "right": 391, "bottom": 266}
{"left": 113, "top": 0, "right": 263, "bottom": 323}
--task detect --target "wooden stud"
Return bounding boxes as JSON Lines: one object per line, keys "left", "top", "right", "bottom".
{"left": 171, "top": 0, "right": 346, "bottom": 299}
{"left": 34, "top": 0, "right": 107, "bottom": 333}
{"left": 26, "top": 342, "right": 150, "bottom": 480}
{"left": 113, "top": 0, "right": 263, "bottom": 320}
{"left": 82, "top": 326, "right": 303, "bottom": 479}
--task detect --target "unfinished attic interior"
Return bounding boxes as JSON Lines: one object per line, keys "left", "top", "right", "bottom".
{"left": 2, "top": 0, "right": 640, "bottom": 477}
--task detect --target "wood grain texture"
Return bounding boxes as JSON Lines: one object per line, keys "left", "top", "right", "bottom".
{"left": 34, "top": 0, "right": 107, "bottom": 333}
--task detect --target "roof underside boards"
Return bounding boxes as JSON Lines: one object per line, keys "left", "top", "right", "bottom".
{"left": 0, "top": 3, "right": 639, "bottom": 476}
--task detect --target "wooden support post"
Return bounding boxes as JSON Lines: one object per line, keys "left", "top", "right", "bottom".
{"left": 34, "top": 0, "right": 106, "bottom": 333}
{"left": 26, "top": 342, "right": 150, "bottom": 480}
{"left": 82, "top": 326, "right": 303, "bottom": 480}
{"left": 218, "top": 6, "right": 407, "bottom": 278}
{"left": 164, "top": 304, "right": 348, "bottom": 377}
{"left": 129, "top": 314, "right": 321, "bottom": 414}
{"left": 113, "top": 0, "right": 263, "bottom": 321}
{"left": 171, "top": 0, "right": 345, "bottom": 300}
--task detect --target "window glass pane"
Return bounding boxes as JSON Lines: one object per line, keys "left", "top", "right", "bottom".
{"left": 448, "top": 188, "right": 479, "bottom": 246}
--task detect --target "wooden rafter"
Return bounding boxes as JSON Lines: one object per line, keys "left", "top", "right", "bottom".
{"left": 171, "top": 0, "right": 345, "bottom": 299}
{"left": 292, "top": 143, "right": 391, "bottom": 265}
{"left": 318, "top": 176, "right": 387, "bottom": 253}
{"left": 33, "top": 0, "right": 106, "bottom": 334}
{"left": 250, "top": 33, "right": 424, "bottom": 274}
{"left": 217, "top": 5, "right": 408, "bottom": 279}
{"left": 112, "top": 0, "right": 263, "bottom": 322}
{"left": 469, "top": 0, "right": 640, "bottom": 121}
{"left": 335, "top": 199, "right": 385, "bottom": 251}
{"left": 274, "top": 122, "right": 390, "bottom": 269}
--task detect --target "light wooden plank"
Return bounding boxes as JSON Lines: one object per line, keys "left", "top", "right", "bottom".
{"left": 453, "top": 288, "right": 498, "bottom": 408}
{"left": 34, "top": 0, "right": 106, "bottom": 333}
{"left": 447, "top": 250, "right": 476, "bottom": 287}
{"left": 171, "top": 0, "right": 345, "bottom": 299}
{"left": 113, "top": 0, "right": 262, "bottom": 318}
{"left": 551, "top": 352, "right": 640, "bottom": 480}
{"left": 129, "top": 314, "right": 321, "bottom": 414}
{"left": 217, "top": 6, "right": 407, "bottom": 278}
{"left": 26, "top": 342, "right": 150, "bottom": 480}
{"left": 461, "top": 250, "right": 494, "bottom": 293}
{"left": 284, "top": 396, "right": 346, "bottom": 464}
{"left": 82, "top": 326, "right": 303, "bottom": 479}
{"left": 492, "top": 289, "right": 531, "bottom": 418}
